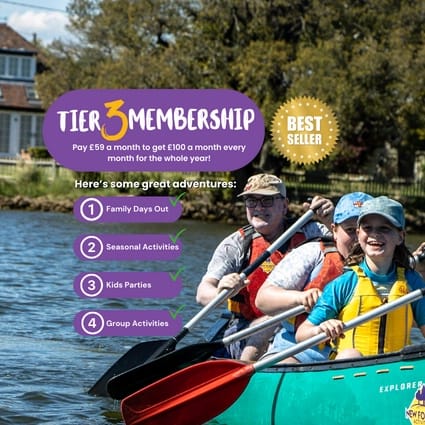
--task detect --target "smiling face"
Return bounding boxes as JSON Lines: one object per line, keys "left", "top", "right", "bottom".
{"left": 357, "top": 214, "right": 404, "bottom": 261}
{"left": 245, "top": 195, "right": 288, "bottom": 240}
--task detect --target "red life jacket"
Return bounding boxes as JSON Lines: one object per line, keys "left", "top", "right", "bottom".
{"left": 294, "top": 240, "right": 345, "bottom": 329}
{"left": 227, "top": 225, "right": 306, "bottom": 321}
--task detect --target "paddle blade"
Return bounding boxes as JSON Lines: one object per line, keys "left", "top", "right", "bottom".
{"left": 108, "top": 341, "right": 221, "bottom": 400}
{"left": 88, "top": 339, "right": 174, "bottom": 396}
{"left": 121, "top": 359, "right": 254, "bottom": 425}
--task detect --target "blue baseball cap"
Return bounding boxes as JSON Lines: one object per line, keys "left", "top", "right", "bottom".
{"left": 333, "top": 192, "right": 373, "bottom": 224}
{"left": 357, "top": 196, "right": 405, "bottom": 229}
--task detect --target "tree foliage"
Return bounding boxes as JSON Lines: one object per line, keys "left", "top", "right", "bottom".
{"left": 36, "top": 0, "right": 425, "bottom": 178}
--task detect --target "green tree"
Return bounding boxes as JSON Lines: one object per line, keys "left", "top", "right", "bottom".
{"left": 36, "top": 0, "right": 425, "bottom": 178}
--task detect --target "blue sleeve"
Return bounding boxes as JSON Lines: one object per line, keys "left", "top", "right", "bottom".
{"left": 406, "top": 270, "right": 425, "bottom": 327}
{"left": 307, "top": 269, "right": 358, "bottom": 325}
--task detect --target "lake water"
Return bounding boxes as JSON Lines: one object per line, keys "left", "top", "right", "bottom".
{"left": 0, "top": 210, "right": 423, "bottom": 424}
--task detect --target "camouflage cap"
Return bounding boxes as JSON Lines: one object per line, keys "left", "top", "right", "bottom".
{"left": 237, "top": 173, "right": 286, "bottom": 197}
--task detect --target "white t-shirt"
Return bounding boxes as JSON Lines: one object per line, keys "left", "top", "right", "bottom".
{"left": 266, "top": 241, "right": 325, "bottom": 290}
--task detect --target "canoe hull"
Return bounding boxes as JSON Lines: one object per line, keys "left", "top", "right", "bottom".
{"left": 210, "top": 344, "right": 425, "bottom": 425}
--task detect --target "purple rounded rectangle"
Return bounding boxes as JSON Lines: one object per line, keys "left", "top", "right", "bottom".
{"left": 74, "top": 271, "right": 182, "bottom": 298}
{"left": 73, "top": 196, "right": 183, "bottom": 223}
{"left": 42, "top": 89, "right": 265, "bottom": 172}
{"left": 73, "top": 234, "right": 182, "bottom": 260}
{"left": 74, "top": 309, "right": 182, "bottom": 336}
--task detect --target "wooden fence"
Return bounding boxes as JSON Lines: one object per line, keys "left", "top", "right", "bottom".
{"left": 0, "top": 157, "right": 71, "bottom": 180}
{"left": 281, "top": 170, "right": 425, "bottom": 201}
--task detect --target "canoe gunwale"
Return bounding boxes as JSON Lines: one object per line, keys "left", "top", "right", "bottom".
{"left": 263, "top": 342, "right": 425, "bottom": 373}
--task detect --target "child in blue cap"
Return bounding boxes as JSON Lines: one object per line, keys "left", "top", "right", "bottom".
{"left": 256, "top": 192, "right": 373, "bottom": 363}
{"left": 296, "top": 196, "right": 425, "bottom": 359}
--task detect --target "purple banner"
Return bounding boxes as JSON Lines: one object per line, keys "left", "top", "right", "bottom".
{"left": 73, "top": 233, "right": 183, "bottom": 260}
{"left": 73, "top": 196, "right": 182, "bottom": 223}
{"left": 74, "top": 271, "right": 182, "bottom": 298}
{"left": 74, "top": 309, "right": 183, "bottom": 336}
{"left": 42, "top": 89, "right": 265, "bottom": 172}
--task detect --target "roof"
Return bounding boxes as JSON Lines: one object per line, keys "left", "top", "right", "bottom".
{"left": 0, "top": 24, "right": 44, "bottom": 111}
{"left": 0, "top": 23, "right": 37, "bottom": 54}
{"left": 0, "top": 83, "right": 43, "bottom": 111}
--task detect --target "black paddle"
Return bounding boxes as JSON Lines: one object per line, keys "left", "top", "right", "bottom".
{"left": 107, "top": 305, "right": 306, "bottom": 399}
{"left": 88, "top": 208, "right": 316, "bottom": 396}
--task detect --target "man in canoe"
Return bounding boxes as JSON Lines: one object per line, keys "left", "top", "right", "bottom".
{"left": 296, "top": 196, "right": 425, "bottom": 359}
{"left": 196, "top": 173, "right": 334, "bottom": 362}
{"left": 256, "top": 191, "right": 373, "bottom": 363}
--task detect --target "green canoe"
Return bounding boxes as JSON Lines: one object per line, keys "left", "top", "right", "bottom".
{"left": 210, "top": 343, "right": 425, "bottom": 425}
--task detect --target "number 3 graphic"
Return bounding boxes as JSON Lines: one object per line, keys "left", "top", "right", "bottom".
{"left": 101, "top": 99, "right": 128, "bottom": 141}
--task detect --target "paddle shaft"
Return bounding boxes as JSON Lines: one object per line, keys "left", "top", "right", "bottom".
{"left": 222, "top": 304, "right": 305, "bottom": 345}
{"left": 252, "top": 286, "right": 425, "bottom": 372}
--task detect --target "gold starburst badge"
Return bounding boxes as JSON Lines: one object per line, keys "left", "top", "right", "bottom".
{"left": 271, "top": 96, "right": 339, "bottom": 164}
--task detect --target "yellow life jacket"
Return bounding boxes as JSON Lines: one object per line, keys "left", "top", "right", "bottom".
{"left": 337, "top": 265, "right": 413, "bottom": 355}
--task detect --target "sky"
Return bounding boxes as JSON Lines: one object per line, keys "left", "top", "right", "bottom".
{"left": 0, "top": 0, "right": 73, "bottom": 44}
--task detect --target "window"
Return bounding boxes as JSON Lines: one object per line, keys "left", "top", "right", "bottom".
{"left": 8, "top": 57, "right": 18, "bottom": 76}
{"left": 0, "top": 54, "right": 35, "bottom": 80}
{"left": 35, "top": 116, "right": 44, "bottom": 146}
{"left": 25, "top": 86, "right": 40, "bottom": 101}
{"left": 0, "top": 113, "right": 11, "bottom": 153}
{"left": 20, "top": 115, "right": 32, "bottom": 151}
{"left": 19, "top": 114, "right": 44, "bottom": 150}
{"left": 21, "top": 57, "right": 31, "bottom": 78}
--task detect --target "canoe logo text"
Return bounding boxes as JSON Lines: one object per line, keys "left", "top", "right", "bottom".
{"left": 405, "top": 384, "right": 425, "bottom": 424}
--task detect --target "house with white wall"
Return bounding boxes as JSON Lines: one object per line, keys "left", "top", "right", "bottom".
{"left": 0, "top": 23, "right": 45, "bottom": 157}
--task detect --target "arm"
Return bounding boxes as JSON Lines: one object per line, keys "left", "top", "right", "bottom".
{"left": 295, "top": 272, "right": 356, "bottom": 342}
{"left": 196, "top": 276, "right": 220, "bottom": 305}
{"left": 304, "top": 196, "right": 335, "bottom": 232}
{"left": 296, "top": 317, "right": 345, "bottom": 342}
{"left": 256, "top": 242, "right": 324, "bottom": 315}
{"left": 196, "top": 273, "right": 249, "bottom": 306}
{"left": 196, "top": 232, "right": 245, "bottom": 305}
{"left": 256, "top": 282, "right": 321, "bottom": 315}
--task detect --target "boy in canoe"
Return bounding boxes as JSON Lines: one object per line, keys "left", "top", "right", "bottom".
{"left": 196, "top": 173, "right": 334, "bottom": 361}
{"left": 256, "top": 191, "right": 373, "bottom": 363}
{"left": 296, "top": 196, "right": 425, "bottom": 359}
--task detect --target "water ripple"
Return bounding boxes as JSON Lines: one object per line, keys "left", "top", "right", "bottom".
{"left": 0, "top": 211, "right": 233, "bottom": 424}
